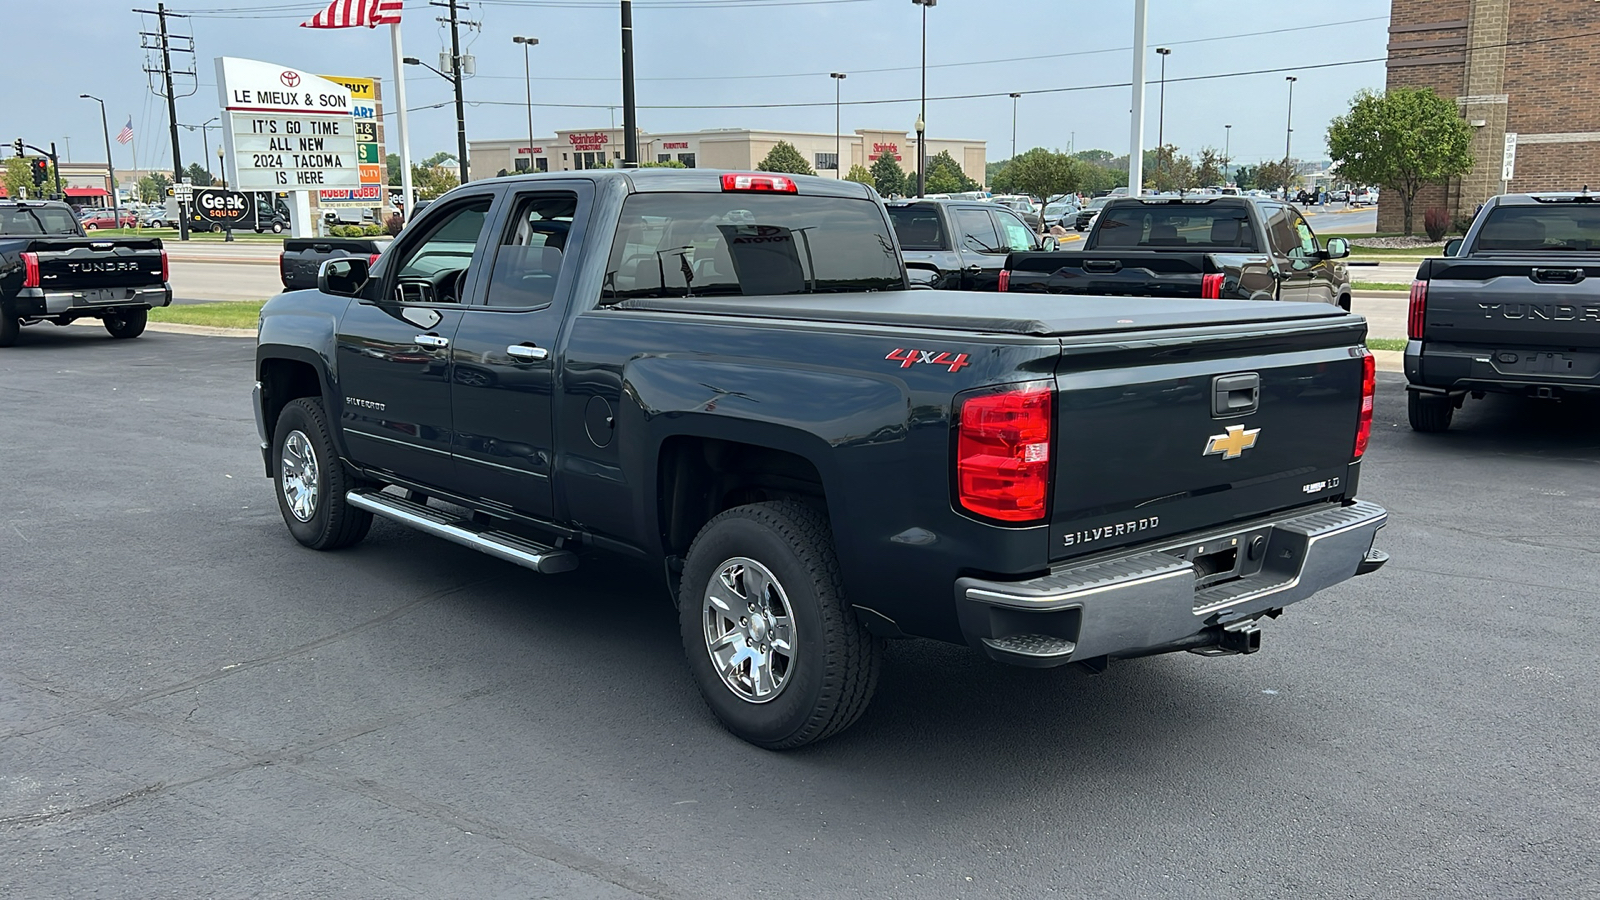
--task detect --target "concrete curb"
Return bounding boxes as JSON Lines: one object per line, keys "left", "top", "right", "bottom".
{"left": 1372, "top": 349, "right": 1402, "bottom": 373}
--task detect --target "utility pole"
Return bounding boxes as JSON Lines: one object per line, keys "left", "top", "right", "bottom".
{"left": 432, "top": 0, "right": 473, "bottom": 183}
{"left": 621, "top": 0, "right": 638, "bottom": 167}
{"left": 1127, "top": 0, "right": 1149, "bottom": 197}
{"left": 1009, "top": 92, "right": 1020, "bottom": 160}
{"left": 1284, "top": 76, "right": 1297, "bottom": 197}
{"left": 137, "top": 3, "right": 194, "bottom": 240}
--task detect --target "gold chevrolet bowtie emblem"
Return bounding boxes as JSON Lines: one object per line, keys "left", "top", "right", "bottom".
{"left": 1204, "top": 424, "right": 1260, "bottom": 460}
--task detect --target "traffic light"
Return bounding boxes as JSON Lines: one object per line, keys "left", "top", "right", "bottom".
{"left": 30, "top": 158, "right": 48, "bottom": 187}
{"left": 12, "top": 138, "right": 22, "bottom": 158}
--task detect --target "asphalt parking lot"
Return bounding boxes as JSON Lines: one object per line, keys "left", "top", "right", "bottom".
{"left": 3, "top": 329, "right": 1598, "bottom": 899}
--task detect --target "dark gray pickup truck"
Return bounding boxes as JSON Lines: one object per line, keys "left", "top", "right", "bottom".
{"left": 254, "top": 169, "right": 1388, "bottom": 747}
{"left": 1003, "top": 196, "right": 1353, "bottom": 309}
{"left": 0, "top": 200, "right": 170, "bottom": 346}
{"left": 1405, "top": 192, "right": 1600, "bottom": 431}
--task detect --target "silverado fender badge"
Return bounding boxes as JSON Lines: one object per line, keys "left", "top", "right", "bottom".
{"left": 1204, "top": 424, "right": 1260, "bottom": 460}
{"left": 885, "top": 348, "right": 971, "bottom": 373}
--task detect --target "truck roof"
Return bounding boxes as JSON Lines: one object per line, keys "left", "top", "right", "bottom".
{"left": 1486, "top": 192, "right": 1600, "bottom": 207}
{"left": 469, "top": 167, "right": 880, "bottom": 201}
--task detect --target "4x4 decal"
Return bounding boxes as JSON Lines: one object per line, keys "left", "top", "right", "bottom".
{"left": 886, "top": 348, "right": 971, "bottom": 373}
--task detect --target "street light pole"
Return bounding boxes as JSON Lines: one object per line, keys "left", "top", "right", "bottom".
{"left": 80, "top": 94, "right": 120, "bottom": 224}
{"left": 1127, "top": 0, "right": 1149, "bottom": 197}
{"left": 448, "top": 0, "right": 470, "bottom": 183}
{"left": 1156, "top": 46, "right": 1171, "bottom": 169}
{"left": 831, "top": 73, "right": 847, "bottom": 178}
{"left": 513, "top": 36, "right": 540, "bottom": 173}
{"left": 1284, "top": 75, "right": 1297, "bottom": 195}
{"left": 1223, "top": 123, "right": 1232, "bottom": 176}
{"left": 912, "top": 0, "right": 935, "bottom": 197}
{"left": 621, "top": 0, "right": 638, "bottom": 167}
{"left": 1009, "top": 92, "right": 1021, "bottom": 160}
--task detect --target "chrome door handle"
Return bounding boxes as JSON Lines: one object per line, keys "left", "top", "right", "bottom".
{"left": 505, "top": 344, "right": 548, "bottom": 361}
{"left": 413, "top": 334, "right": 450, "bottom": 349}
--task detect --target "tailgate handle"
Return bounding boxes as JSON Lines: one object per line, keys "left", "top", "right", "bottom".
{"left": 1082, "top": 259, "right": 1121, "bottom": 273}
{"left": 1531, "top": 267, "right": 1584, "bottom": 285}
{"left": 1212, "top": 373, "right": 1260, "bottom": 417}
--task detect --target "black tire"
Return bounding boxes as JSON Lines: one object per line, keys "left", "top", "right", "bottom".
{"left": 679, "top": 500, "right": 880, "bottom": 749}
{"left": 272, "top": 222, "right": 284, "bottom": 234}
{"left": 0, "top": 315, "right": 18, "bottom": 348}
{"left": 1408, "top": 390, "right": 1454, "bottom": 433}
{"left": 271, "top": 397, "right": 372, "bottom": 550}
{"left": 103, "top": 309, "right": 147, "bottom": 339}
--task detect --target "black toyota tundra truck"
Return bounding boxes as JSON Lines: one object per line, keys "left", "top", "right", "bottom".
{"left": 0, "top": 200, "right": 171, "bottom": 346}
{"left": 253, "top": 169, "right": 1388, "bottom": 748}
{"left": 1405, "top": 192, "right": 1600, "bottom": 431}
{"left": 279, "top": 236, "right": 391, "bottom": 291}
{"left": 1002, "top": 196, "right": 1353, "bottom": 309}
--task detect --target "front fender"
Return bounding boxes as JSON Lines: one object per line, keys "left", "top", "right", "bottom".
{"left": 255, "top": 291, "right": 353, "bottom": 456}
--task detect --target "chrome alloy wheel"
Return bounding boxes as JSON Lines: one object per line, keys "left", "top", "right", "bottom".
{"left": 280, "top": 429, "right": 320, "bottom": 523}
{"left": 703, "top": 557, "right": 797, "bottom": 703}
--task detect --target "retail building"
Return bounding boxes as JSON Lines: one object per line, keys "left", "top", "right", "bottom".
{"left": 468, "top": 127, "right": 985, "bottom": 185}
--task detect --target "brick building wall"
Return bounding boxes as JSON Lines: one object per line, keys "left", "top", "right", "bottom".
{"left": 1381, "top": 0, "right": 1600, "bottom": 232}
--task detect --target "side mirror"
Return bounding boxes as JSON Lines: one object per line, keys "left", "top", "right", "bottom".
{"left": 318, "top": 257, "right": 370, "bottom": 297}
{"left": 1039, "top": 234, "right": 1059, "bottom": 252}
{"left": 1323, "top": 237, "right": 1350, "bottom": 259}
{"left": 1444, "top": 238, "right": 1464, "bottom": 257}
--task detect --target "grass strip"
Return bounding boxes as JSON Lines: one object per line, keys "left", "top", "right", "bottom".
{"left": 150, "top": 301, "right": 265, "bottom": 330}
{"left": 1353, "top": 281, "right": 1412, "bottom": 292}
{"left": 1367, "top": 337, "right": 1406, "bottom": 352}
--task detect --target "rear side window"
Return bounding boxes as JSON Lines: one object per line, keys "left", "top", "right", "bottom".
{"left": 1095, "top": 204, "right": 1256, "bottom": 249}
{"left": 886, "top": 205, "right": 948, "bottom": 250}
{"left": 1476, "top": 205, "right": 1600, "bottom": 251}
{"left": 601, "top": 193, "right": 904, "bottom": 300}
{"left": 954, "top": 208, "right": 1001, "bottom": 253}
{"left": 484, "top": 191, "right": 577, "bottom": 308}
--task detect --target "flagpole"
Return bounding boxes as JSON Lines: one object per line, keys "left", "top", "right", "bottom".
{"left": 391, "top": 20, "right": 414, "bottom": 219}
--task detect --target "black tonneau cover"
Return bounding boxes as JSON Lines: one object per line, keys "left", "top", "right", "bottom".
{"left": 611, "top": 292, "right": 1351, "bottom": 337}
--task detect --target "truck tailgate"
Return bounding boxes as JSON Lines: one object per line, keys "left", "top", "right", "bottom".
{"left": 1050, "top": 322, "right": 1366, "bottom": 562}
{"left": 31, "top": 238, "right": 165, "bottom": 290}
{"left": 1421, "top": 258, "right": 1600, "bottom": 348}
{"left": 1006, "top": 250, "right": 1276, "bottom": 299}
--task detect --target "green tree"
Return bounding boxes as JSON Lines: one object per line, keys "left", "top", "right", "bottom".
{"left": 992, "top": 148, "right": 1083, "bottom": 234}
{"left": 386, "top": 153, "right": 402, "bottom": 185}
{"left": 423, "top": 151, "right": 457, "bottom": 167}
{"left": 1146, "top": 145, "right": 1197, "bottom": 193}
{"left": 1255, "top": 158, "right": 1296, "bottom": 196}
{"left": 755, "top": 141, "right": 815, "bottom": 176}
{"left": 985, "top": 158, "right": 1010, "bottom": 187}
{"left": 1074, "top": 149, "right": 1115, "bottom": 164}
{"left": 2, "top": 158, "right": 32, "bottom": 201}
{"left": 1194, "top": 147, "right": 1226, "bottom": 188}
{"left": 411, "top": 163, "right": 459, "bottom": 199}
{"left": 869, "top": 152, "right": 907, "bottom": 197}
{"left": 1232, "top": 165, "right": 1257, "bottom": 190}
{"left": 843, "top": 164, "right": 874, "bottom": 186}
{"left": 1327, "top": 87, "right": 1474, "bottom": 235}
{"left": 184, "top": 162, "right": 213, "bottom": 187}
{"left": 925, "top": 150, "right": 978, "bottom": 194}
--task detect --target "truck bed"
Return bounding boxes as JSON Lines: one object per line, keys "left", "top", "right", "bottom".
{"left": 611, "top": 291, "right": 1349, "bottom": 337}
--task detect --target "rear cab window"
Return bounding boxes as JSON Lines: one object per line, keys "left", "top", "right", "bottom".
{"left": 0, "top": 206, "right": 80, "bottom": 236}
{"left": 1094, "top": 202, "right": 1257, "bottom": 249}
{"left": 1476, "top": 203, "right": 1600, "bottom": 251}
{"left": 601, "top": 192, "right": 904, "bottom": 300}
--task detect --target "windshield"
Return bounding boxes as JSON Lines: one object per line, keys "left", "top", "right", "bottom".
{"left": 0, "top": 205, "right": 81, "bottom": 236}
{"left": 1475, "top": 204, "right": 1600, "bottom": 251}
{"left": 886, "top": 205, "right": 948, "bottom": 250}
{"left": 603, "top": 193, "right": 904, "bottom": 300}
{"left": 1093, "top": 204, "right": 1256, "bottom": 249}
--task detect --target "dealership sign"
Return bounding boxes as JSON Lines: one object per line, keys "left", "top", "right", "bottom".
{"left": 214, "top": 57, "right": 361, "bottom": 192}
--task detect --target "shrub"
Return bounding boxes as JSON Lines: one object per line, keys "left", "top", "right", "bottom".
{"left": 1423, "top": 207, "right": 1448, "bottom": 241}
{"left": 1451, "top": 213, "right": 1476, "bottom": 236}
{"left": 361, "top": 224, "right": 386, "bottom": 237}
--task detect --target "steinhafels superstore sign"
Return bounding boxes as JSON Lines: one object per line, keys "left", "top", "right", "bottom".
{"left": 214, "top": 57, "right": 361, "bottom": 192}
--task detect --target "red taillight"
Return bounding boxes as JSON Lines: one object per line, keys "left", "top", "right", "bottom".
{"left": 159, "top": 249, "right": 169, "bottom": 283}
{"left": 998, "top": 269, "right": 1010, "bottom": 292}
{"left": 1201, "top": 272, "right": 1225, "bottom": 299}
{"left": 720, "top": 172, "right": 798, "bottom": 193}
{"left": 368, "top": 252, "right": 381, "bottom": 267}
{"left": 1407, "top": 279, "right": 1427, "bottom": 339}
{"left": 1354, "top": 350, "right": 1376, "bottom": 459}
{"left": 279, "top": 251, "right": 287, "bottom": 282}
{"left": 956, "top": 383, "right": 1053, "bottom": 523}
{"left": 20, "top": 251, "right": 39, "bottom": 288}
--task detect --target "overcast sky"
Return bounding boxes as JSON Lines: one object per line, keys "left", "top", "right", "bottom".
{"left": 22, "top": 0, "right": 1392, "bottom": 173}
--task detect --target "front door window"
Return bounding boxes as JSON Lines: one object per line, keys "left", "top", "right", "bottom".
{"left": 390, "top": 197, "right": 494, "bottom": 305}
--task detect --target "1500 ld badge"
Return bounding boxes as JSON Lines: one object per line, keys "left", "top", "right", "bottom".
{"left": 1063, "top": 516, "right": 1160, "bottom": 547}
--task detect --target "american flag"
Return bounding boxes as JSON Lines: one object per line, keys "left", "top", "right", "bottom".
{"left": 116, "top": 117, "right": 134, "bottom": 145}
{"left": 300, "top": 0, "right": 403, "bottom": 28}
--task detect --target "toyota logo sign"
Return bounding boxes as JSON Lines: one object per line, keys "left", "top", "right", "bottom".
{"left": 280, "top": 70, "right": 301, "bottom": 88}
